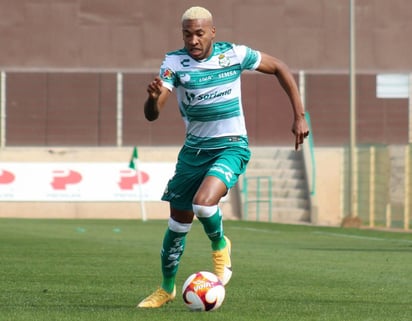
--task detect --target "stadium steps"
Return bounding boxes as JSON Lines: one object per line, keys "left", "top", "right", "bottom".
{"left": 239, "top": 147, "right": 310, "bottom": 223}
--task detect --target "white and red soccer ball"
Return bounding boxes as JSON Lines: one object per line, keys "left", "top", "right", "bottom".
{"left": 182, "top": 271, "right": 225, "bottom": 311}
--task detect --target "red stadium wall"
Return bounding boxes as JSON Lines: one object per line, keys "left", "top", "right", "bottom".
{"left": 0, "top": 0, "right": 411, "bottom": 72}
{"left": 2, "top": 1, "right": 410, "bottom": 147}
{"left": 5, "top": 71, "right": 409, "bottom": 147}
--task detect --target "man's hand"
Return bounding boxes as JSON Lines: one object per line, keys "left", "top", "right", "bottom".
{"left": 147, "top": 77, "right": 163, "bottom": 100}
{"left": 144, "top": 76, "right": 171, "bottom": 121}
{"left": 291, "top": 116, "right": 310, "bottom": 151}
{"left": 144, "top": 77, "right": 163, "bottom": 121}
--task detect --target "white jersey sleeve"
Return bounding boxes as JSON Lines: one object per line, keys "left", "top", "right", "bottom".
{"left": 232, "top": 44, "right": 262, "bottom": 70}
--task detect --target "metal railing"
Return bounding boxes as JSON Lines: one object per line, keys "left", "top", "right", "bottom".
{"left": 242, "top": 175, "right": 272, "bottom": 221}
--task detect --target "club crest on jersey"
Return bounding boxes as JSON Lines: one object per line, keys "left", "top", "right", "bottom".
{"left": 218, "top": 54, "right": 230, "bottom": 67}
{"left": 161, "top": 68, "right": 173, "bottom": 80}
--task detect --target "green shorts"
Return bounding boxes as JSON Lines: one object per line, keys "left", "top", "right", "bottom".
{"left": 161, "top": 145, "right": 251, "bottom": 210}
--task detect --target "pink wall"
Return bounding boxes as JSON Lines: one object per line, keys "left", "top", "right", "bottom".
{"left": 5, "top": 71, "right": 409, "bottom": 147}
{"left": 0, "top": 0, "right": 411, "bottom": 71}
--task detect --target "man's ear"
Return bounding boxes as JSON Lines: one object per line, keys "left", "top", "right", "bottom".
{"left": 211, "top": 26, "right": 216, "bottom": 39}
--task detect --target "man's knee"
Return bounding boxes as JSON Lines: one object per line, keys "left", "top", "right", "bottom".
{"left": 168, "top": 217, "right": 192, "bottom": 233}
{"left": 192, "top": 204, "right": 218, "bottom": 218}
{"left": 170, "top": 207, "right": 194, "bottom": 224}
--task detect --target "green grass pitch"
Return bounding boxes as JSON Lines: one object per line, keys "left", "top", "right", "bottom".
{"left": 0, "top": 218, "right": 411, "bottom": 321}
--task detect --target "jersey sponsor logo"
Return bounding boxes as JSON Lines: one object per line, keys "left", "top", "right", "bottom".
{"left": 185, "top": 91, "right": 195, "bottom": 103}
{"left": 218, "top": 70, "right": 237, "bottom": 79}
{"left": 198, "top": 75, "right": 212, "bottom": 83}
{"left": 177, "top": 68, "right": 238, "bottom": 90}
{"left": 196, "top": 69, "right": 238, "bottom": 84}
{"left": 197, "top": 88, "right": 232, "bottom": 101}
{"left": 179, "top": 73, "right": 191, "bottom": 84}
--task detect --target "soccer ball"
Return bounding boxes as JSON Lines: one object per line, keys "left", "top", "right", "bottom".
{"left": 182, "top": 271, "right": 225, "bottom": 311}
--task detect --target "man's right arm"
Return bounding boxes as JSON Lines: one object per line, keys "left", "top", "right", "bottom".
{"left": 144, "top": 76, "right": 171, "bottom": 121}
{"left": 144, "top": 96, "right": 160, "bottom": 121}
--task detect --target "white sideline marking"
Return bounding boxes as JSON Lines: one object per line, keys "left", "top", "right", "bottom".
{"left": 312, "top": 231, "right": 412, "bottom": 244}
{"left": 229, "top": 227, "right": 412, "bottom": 244}
{"left": 230, "top": 226, "right": 280, "bottom": 234}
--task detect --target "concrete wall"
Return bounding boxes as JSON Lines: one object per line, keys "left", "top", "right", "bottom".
{"left": 313, "top": 148, "right": 344, "bottom": 226}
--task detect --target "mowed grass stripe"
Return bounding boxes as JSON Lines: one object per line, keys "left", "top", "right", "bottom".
{"left": 0, "top": 218, "right": 411, "bottom": 321}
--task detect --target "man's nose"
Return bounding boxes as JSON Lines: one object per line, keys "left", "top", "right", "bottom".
{"left": 189, "top": 36, "right": 199, "bottom": 45}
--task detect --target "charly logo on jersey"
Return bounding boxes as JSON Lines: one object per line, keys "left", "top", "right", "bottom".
{"left": 180, "top": 58, "right": 190, "bottom": 67}
{"left": 218, "top": 54, "right": 230, "bottom": 67}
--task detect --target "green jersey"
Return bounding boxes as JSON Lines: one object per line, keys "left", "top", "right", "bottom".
{"left": 159, "top": 42, "right": 261, "bottom": 149}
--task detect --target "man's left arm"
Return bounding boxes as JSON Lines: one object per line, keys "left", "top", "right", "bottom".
{"left": 256, "top": 52, "right": 309, "bottom": 150}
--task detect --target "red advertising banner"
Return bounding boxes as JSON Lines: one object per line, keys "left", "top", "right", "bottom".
{"left": 0, "top": 162, "right": 175, "bottom": 201}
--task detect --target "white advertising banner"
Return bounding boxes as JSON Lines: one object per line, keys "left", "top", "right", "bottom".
{"left": 376, "top": 74, "right": 409, "bottom": 98}
{"left": 0, "top": 162, "right": 175, "bottom": 202}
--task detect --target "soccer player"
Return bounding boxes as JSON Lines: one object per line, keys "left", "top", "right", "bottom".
{"left": 137, "top": 6, "right": 309, "bottom": 308}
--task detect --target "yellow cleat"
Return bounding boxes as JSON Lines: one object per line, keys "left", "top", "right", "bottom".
{"left": 212, "top": 236, "right": 232, "bottom": 285}
{"left": 137, "top": 286, "right": 176, "bottom": 308}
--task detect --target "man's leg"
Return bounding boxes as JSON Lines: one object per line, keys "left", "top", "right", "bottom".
{"left": 160, "top": 218, "right": 192, "bottom": 292}
{"left": 193, "top": 204, "right": 226, "bottom": 250}
{"left": 192, "top": 175, "right": 232, "bottom": 285}
{"left": 193, "top": 203, "right": 232, "bottom": 286}
{"left": 192, "top": 147, "right": 250, "bottom": 285}
{"left": 137, "top": 216, "right": 192, "bottom": 308}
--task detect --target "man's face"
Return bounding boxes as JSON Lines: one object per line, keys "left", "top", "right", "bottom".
{"left": 182, "top": 18, "right": 216, "bottom": 60}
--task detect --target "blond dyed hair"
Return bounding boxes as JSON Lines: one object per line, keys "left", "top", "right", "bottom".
{"left": 181, "top": 6, "right": 213, "bottom": 22}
